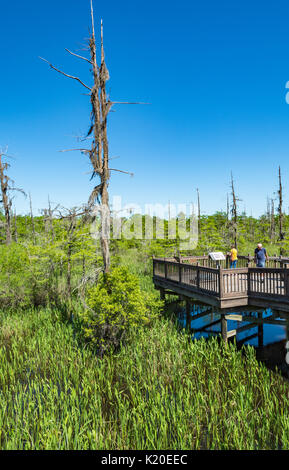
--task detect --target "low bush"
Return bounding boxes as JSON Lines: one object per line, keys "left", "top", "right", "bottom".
{"left": 80, "top": 266, "right": 163, "bottom": 356}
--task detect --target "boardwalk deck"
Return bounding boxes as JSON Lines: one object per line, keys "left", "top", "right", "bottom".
{"left": 153, "top": 256, "right": 289, "bottom": 312}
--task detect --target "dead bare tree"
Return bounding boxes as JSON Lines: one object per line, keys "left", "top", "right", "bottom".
{"left": 48, "top": 196, "right": 56, "bottom": 242}
{"left": 29, "top": 192, "right": 36, "bottom": 244}
{"left": 0, "top": 150, "right": 26, "bottom": 244}
{"left": 40, "top": 1, "right": 141, "bottom": 274}
{"left": 266, "top": 196, "right": 270, "bottom": 221}
{"left": 0, "top": 153, "right": 12, "bottom": 244}
{"left": 277, "top": 166, "right": 284, "bottom": 242}
{"left": 60, "top": 208, "right": 78, "bottom": 299}
{"left": 13, "top": 209, "right": 18, "bottom": 242}
{"left": 57, "top": 205, "right": 94, "bottom": 300}
{"left": 222, "top": 192, "right": 231, "bottom": 246}
{"left": 230, "top": 172, "right": 241, "bottom": 248}
{"left": 41, "top": 198, "right": 59, "bottom": 241}
{"left": 196, "top": 188, "right": 201, "bottom": 234}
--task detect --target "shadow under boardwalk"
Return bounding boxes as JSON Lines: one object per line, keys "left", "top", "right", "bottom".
{"left": 170, "top": 299, "right": 289, "bottom": 378}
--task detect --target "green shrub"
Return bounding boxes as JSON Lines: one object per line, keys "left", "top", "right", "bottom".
{"left": 81, "top": 266, "right": 163, "bottom": 356}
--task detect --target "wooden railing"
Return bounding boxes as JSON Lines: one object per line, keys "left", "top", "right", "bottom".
{"left": 172, "top": 254, "right": 289, "bottom": 269}
{"left": 179, "top": 255, "right": 226, "bottom": 268}
{"left": 237, "top": 255, "right": 289, "bottom": 269}
{"left": 248, "top": 268, "right": 289, "bottom": 297}
{"left": 181, "top": 264, "right": 219, "bottom": 294}
{"left": 153, "top": 258, "right": 220, "bottom": 295}
{"left": 221, "top": 268, "right": 248, "bottom": 297}
{"left": 153, "top": 257, "right": 289, "bottom": 301}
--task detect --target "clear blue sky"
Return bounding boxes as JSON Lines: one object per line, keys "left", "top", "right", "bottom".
{"left": 1, "top": 0, "right": 289, "bottom": 216}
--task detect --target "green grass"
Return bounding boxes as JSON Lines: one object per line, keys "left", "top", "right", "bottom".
{"left": 0, "top": 307, "right": 289, "bottom": 449}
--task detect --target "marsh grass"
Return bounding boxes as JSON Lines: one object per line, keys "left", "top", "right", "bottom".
{"left": 0, "top": 307, "right": 289, "bottom": 449}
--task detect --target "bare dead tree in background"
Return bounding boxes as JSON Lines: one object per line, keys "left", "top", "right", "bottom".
{"left": 41, "top": 199, "right": 59, "bottom": 241}
{"left": 230, "top": 172, "right": 241, "bottom": 248}
{"left": 0, "top": 150, "right": 26, "bottom": 244}
{"left": 277, "top": 166, "right": 284, "bottom": 244}
{"left": 40, "top": 1, "right": 140, "bottom": 274}
{"left": 222, "top": 192, "right": 231, "bottom": 246}
{"left": 13, "top": 208, "right": 18, "bottom": 242}
{"left": 57, "top": 207, "right": 78, "bottom": 299}
{"left": 0, "top": 154, "right": 12, "bottom": 244}
{"left": 29, "top": 192, "right": 36, "bottom": 244}
{"left": 266, "top": 195, "right": 270, "bottom": 221}
{"left": 48, "top": 196, "right": 56, "bottom": 242}
{"left": 57, "top": 205, "right": 94, "bottom": 301}
{"left": 196, "top": 188, "right": 201, "bottom": 234}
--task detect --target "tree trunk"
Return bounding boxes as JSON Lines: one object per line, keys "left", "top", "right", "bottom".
{"left": 29, "top": 192, "right": 36, "bottom": 244}
{"left": 230, "top": 173, "right": 238, "bottom": 248}
{"left": 13, "top": 210, "right": 18, "bottom": 242}
{"left": 196, "top": 188, "right": 201, "bottom": 235}
{"left": 67, "top": 242, "right": 72, "bottom": 298}
{"left": 41, "top": 2, "right": 137, "bottom": 276}
{"left": 278, "top": 166, "right": 284, "bottom": 252}
{"left": 0, "top": 154, "right": 12, "bottom": 245}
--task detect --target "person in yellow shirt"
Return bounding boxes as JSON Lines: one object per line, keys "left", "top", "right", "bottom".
{"left": 228, "top": 245, "right": 238, "bottom": 268}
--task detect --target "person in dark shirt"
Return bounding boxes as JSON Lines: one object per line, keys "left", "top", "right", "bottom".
{"left": 254, "top": 243, "right": 269, "bottom": 267}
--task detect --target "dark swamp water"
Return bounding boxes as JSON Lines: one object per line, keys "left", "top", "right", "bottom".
{"left": 168, "top": 301, "right": 289, "bottom": 378}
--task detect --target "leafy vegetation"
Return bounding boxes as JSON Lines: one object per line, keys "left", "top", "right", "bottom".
{"left": 0, "top": 307, "right": 289, "bottom": 450}
{"left": 0, "top": 210, "right": 288, "bottom": 449}
{"left": 81, "top": 266, "right": 162, "bottom": 356}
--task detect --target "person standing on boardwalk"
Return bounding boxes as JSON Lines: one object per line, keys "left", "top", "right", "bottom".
{"left": 254, "top": 243, "right": 269, "bottom": 267}
{"left": 228, "top": 245, "right": 238, "bottom": 268}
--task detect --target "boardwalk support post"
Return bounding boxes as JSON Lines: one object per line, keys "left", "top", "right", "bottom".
{"left": 160, "top": 288, "right": 165, "bottom": 301}
{"left": 247, "top": 253, "right": 250, "bottom": 268}
{"left": 221, "top": 314, "right": 227, "bottom": 344}
{"left": 218, "top": 266, "right": 224, "bottom": 299}
{"left": 186, "top": 299, "right": 191, "bottom": 330}
{"left": 258, "top": 311, "right": 264, "bottom": 349}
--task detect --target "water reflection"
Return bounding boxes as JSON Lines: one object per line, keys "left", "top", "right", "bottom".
{"left": 171, "top": 300, "right": 289, "bottom": 377}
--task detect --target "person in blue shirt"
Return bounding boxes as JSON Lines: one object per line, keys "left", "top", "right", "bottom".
{"left": 254, "top": 243, "right": 269, "bottom": 267}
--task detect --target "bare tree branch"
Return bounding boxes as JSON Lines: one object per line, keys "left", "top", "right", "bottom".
{"left": 110, "top": 101, "right": 150, "bottom": 105}
{"left": 65, "top": 48, "right": 92, "bottom": 64}
{"left": 90, "top": 0, "right": 96, "bottom": 42}
{"left": 59, "top": 148, "right": 90, "bottom": 153}
{"left": 39, "top": 57, "right": 91, "bottom": 91}
{"left": 109, "top": 168, "right": 134, "bottom": 176}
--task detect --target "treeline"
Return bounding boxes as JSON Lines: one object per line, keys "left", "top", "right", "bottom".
{"left": 0, "top": 208, "right": 287, "bottom": 309}
{"left": 197, "top": 210, "right": 289, "bottom": 255}
{"left": 1, "top": 208, "right": 288, "bottom": 253}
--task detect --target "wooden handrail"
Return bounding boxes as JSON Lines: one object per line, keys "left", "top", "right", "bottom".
{"left": 153, "top": 257, "right": 289, "bottom": 300}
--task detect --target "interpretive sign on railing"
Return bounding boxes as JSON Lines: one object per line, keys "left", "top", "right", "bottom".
{"left": 208, "top": 252, "right": 226, "bottom": 261}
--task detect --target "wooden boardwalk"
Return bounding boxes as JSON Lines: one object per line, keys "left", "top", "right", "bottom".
{"left": 153, "top": 255, "right": 289, "bottom": 312}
